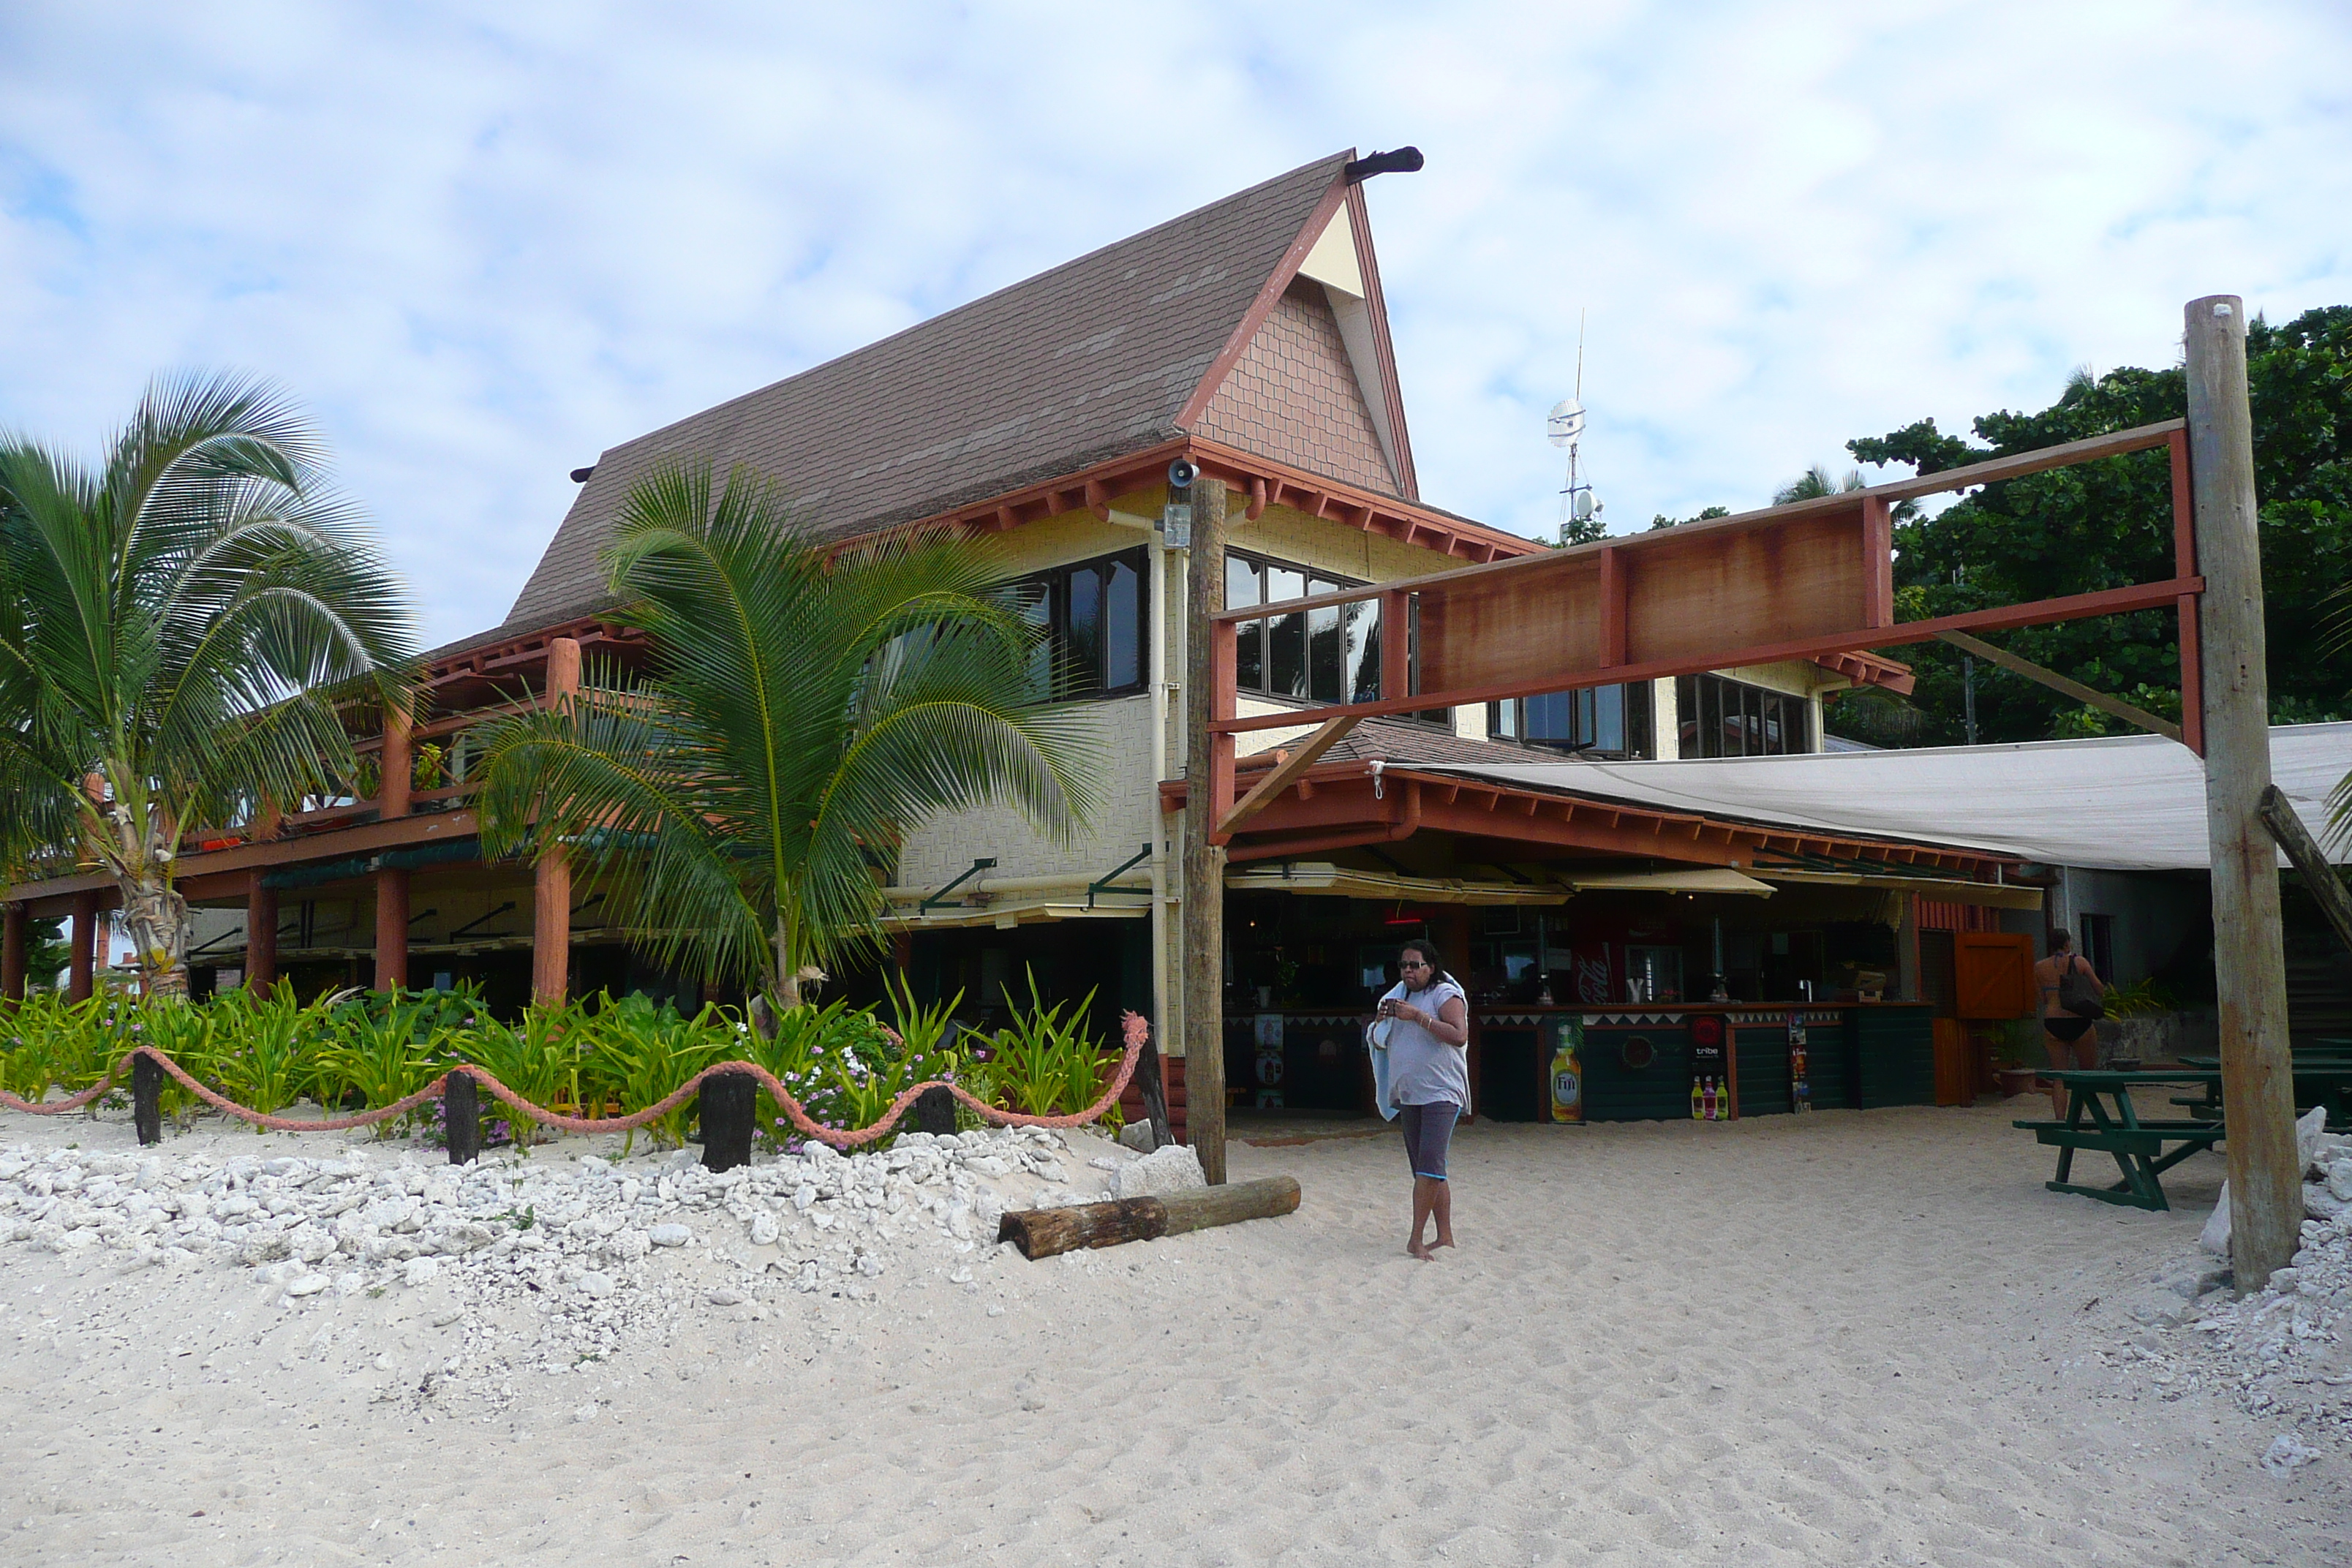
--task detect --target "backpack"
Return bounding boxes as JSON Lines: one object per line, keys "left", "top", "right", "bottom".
{"left": 2058, "top": 957, "right": 2106, "bottom": 1019}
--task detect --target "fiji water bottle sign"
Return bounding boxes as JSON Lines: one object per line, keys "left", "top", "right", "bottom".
{"left": 1548, "top": 1018, "right": 1584, "bottom": 1124}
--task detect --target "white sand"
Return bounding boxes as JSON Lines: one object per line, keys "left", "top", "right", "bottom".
{"left": 1, "top": 1100, "right": 2345, "bottom": 1566}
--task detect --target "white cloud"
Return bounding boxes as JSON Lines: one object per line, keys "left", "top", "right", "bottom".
{"left": 1, "top": 1, "right": 2345, "bottom": 645}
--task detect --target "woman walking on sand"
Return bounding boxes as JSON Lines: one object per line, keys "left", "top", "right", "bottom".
{"left": 1376, "top": 938, "right": 1470, "bottom": 1260}
{"left": 2035, "top": 928, "right": 2106, "bottom": 1117}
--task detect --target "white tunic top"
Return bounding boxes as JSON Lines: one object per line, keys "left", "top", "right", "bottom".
{"left": 1379, "top": 975, "right": 1471, "bottom": 1110}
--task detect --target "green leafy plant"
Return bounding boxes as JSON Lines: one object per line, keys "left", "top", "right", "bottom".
{"left": 311, "top": 989, "right": 460, "bottom": 1136}
{"left": 204, "top": 984, "right": 312, "bottom": 1122}
{"left": 985, "top": 971, "right": 1119, "bottom": 1127}
{"left": 461, "top": 1000, "right": 592, "bottom": 1151}
{"left": 576, "top": 992, "right": 731, "bottom": 1153}
{"left": 2101, "top": 977, "right": 2179, "bottom": 1019}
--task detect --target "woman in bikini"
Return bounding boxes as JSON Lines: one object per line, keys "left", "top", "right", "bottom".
{"left": 2033, "top": 928, "right": 2105, "bottom": 1117}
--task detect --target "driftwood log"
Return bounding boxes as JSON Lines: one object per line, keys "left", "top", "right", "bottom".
{"left": 996, "top": 1176, "right": 1300, "bottom": 1261}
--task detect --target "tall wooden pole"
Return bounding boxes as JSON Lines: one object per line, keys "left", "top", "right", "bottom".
{"left": 1, "top": 902, "right": 26, "bottom": 1003}
{"left": 372, "top": 697, "right": 412, "bottom": 992}
{"left": 245, "top": 875, "right": 278, "bottom": 993}
{"left": 2186, "top": 293, "right": 2299, "bottom": 1291}
{"left": 1182, "top": 478, "right": 1229, "bottom": 1183}
{"left": 532, "top": 637, "right": 583, "bottom": 1009}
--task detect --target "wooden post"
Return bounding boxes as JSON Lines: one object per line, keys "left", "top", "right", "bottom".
{"left": 1134, "top": 1027, "right": 1173, "bottom": 1149}
{"left": 68, "top": 889, "right": 99, "bottom": 1003}
{"left": 372, "top": 865, "right": 410, "bottom": 992}
{"left": 445, "top": 1071, "right": 479, "bottom": 1165}
{"left": 1, "top": 902, "right": 25, "bottom": 1003}
{"left": 245, "top": 876, "right": 278, "bottom": 992}
{"left": 698, "top": 1069, "right": 755, "bottom": 1172}
{"left": 914, "top": 1085, "right": 957, "bottom": 1135}
{"left": 2186, "top": 293, "right": 2299, "bottom": 1292}
{"left": 133, "top": 1052, "right": 162, "bottom": 1146}
{"left": 533, "top": 638, "right": 583, "bottom": 1009}
{"left": 378, "top": 698, "right": 412, "bottom": 821}
{"left": 1182, "top": 478, "right": 1230, "bottom": 1183}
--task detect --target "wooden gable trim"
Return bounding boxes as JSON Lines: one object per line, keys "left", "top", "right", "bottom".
{"left": 1187, "top": 437, "right": 1541, "bottom": 565}
{"left": 1173, "top": 165, "right": 1355, "bottom": 434}
{"left": 1342, "top": 180, "right": 1419, "bottom": 501}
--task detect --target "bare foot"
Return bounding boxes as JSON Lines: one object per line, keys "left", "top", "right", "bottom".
{"left": 1407, "top": 1239, "right": 1433, "bottom": 1260}
{"left": 1431, "top": 1235, "right": 1455, "bottom": 1251}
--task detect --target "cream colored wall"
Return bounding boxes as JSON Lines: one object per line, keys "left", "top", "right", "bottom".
{"left": 897, "top": 498, "right": 1479, "bottom": 887}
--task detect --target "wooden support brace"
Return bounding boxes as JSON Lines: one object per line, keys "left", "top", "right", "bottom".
{"left": 2258, "top": 785, "right": 2352, "bottom": 962}
{"left": 1215, "top": 715, "right": 1361, "bottom": 839}
{"left": 1933, "top": 630, "right": 2183, "bottom": 744}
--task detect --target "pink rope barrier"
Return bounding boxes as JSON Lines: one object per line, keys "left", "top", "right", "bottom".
{"left": 0, "top": 1011, "right": 1149, "bottom": 1151}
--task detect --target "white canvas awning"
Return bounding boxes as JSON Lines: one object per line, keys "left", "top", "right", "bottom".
{"left": 1423, "top": 722, "right": 2352, "bottom": 873}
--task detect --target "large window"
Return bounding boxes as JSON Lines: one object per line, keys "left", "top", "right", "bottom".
{"left": 1017, "top": 548, "right": 1146, "bottom": 698}
{"left": 1488, "top": 682, "right": 1654, "bottom": 758}
{"left": 1224, "top": 552, "right": 1383, "bottom": 706}
{"left": 1676, "top": 673, "right": 1812, "bottom": 758}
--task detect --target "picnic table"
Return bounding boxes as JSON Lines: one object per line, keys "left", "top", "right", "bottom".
{"left": 2014, "top": 1068, "right": 2225, "bottom": 1212}
{"left": 2171, "top": 1053, "right": 2352, "bottom": 1128}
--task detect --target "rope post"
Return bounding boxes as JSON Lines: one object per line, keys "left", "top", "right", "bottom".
{"left": 132, "top": 1052, "right": 162, "bottom": 1147}
{"left": 914, "top": 1085, "right": 957, "bottom": 1135}
{"left": 698, "top": 1069, "right": 755, "bottom": 1172}
{"left": 445, "top": 1071, "right": 479, "bottom": 1166}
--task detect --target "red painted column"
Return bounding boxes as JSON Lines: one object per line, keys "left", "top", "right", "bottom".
{"left": 532, "top": 638, "right": 583, "bottom": 1009}
{"left": 67, "top": 890, "right": 99, "bottom": 1002}
{"left": 373, "top": 867, "right": 410, "bottom": 992}
{"left": 373, "top": 696, "right": 414, "bottom": 994}
{"left": 246, "top": 876, "right": 279, "bottom": 993}
{"left": 1, "top": 902, "right": 26, "bottom": 1002}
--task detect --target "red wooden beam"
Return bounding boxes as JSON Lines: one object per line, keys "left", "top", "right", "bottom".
{"left": 1213, "top": 576, "right": 2200, "bottom": 734}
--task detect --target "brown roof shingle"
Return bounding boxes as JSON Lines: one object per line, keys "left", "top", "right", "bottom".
{"left": 502, "top": 154, "right": 1354, "bottom": 632}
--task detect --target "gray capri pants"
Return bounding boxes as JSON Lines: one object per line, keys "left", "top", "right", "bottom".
{"left": 1398, "top": 1101, "right": 1460, "bottom": 1181}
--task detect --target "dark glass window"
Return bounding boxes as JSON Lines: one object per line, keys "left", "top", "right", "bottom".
{"left": 1014, "top": 547, "right": 1150, "bottom": 699}
{"left": 1674, "top": 673, "right": 1812, "bottom": 757}
{"left": 1487, "top": 682, "right": 1654, "bottom": 759}
{"left": 1220, "top": 554, "right": 1450, "bottom": 728}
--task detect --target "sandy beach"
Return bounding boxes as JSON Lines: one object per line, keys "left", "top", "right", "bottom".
{"left": 2, "top": 1099, "right": 2345, "bottom": 1567}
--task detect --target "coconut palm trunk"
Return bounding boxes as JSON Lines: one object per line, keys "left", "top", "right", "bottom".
{"left": 0, "top": 373, "right": 417, "bottom": 998}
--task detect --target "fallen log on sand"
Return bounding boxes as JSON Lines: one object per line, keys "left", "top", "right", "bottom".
{"left": 996, "top": 1176, "right": 1301, "bottom": 1261}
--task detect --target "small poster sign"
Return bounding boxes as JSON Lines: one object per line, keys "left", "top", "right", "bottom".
{"left": 1788, "top": 1011, "right": 1812, "bottom": 1113}
{"left": 1687, "top": 1014, "right": 1729, "bottom": 1120}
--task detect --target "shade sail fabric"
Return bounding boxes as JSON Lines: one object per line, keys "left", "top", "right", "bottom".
{"left": 1422, "top": 722, "right": 2352, "bottom": 872}
{"left": 1561, "top": 867, "right": 1777, "bottom": 897}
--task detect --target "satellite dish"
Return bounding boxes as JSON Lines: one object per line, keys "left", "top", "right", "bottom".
{"left": 1547, "top": 399, "right": 1586, "bottom": 448}
{"left": 1572, "top": 489, "right": 1598, "bottom": 521}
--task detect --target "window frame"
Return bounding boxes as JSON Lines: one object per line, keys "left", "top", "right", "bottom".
{"left": 1673, "top": 672, "right": 1814, "bottom": 758}
{"left": 1486, "top": 681, "right": 1656, "bottom": 760}
{"left": 1013, "top": 546, "right": 1150, "bottom": 701}
{"left": 1223, "top": 549, "right": 1392, "bottom": 712}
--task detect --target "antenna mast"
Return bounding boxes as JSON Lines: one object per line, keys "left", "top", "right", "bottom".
{"left": 1546, "top": 311, "right": 1597, "bottom": 540}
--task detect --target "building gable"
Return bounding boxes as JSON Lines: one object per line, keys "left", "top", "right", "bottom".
{"left": 1193, "top": 278, "right": 1401, "bottom": 496}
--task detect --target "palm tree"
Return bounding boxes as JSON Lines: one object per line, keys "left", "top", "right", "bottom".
{"left": 0, "top": 373, "right": 416, "bottom": 997}
{"left": 1774, "top": 464, "right": 1866, "bottom": 505}
{"left": 470, "top": 462, "right": 1101, "bottom": 1011}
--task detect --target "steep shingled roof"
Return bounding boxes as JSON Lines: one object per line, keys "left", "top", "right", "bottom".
{"left": 502, "top": 153, "right": 1360, "bottom": 633}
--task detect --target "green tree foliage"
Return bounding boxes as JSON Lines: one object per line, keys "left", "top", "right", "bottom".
{"left": 1828, "top": 306, "right": 2352, "bottom": 748}
{"left": 1648, "top": 504, "right": 1730, "bottom": 532}
{"left": 0, "top": 373, "right": 415, "bottom": 994}
{"left": 470, "top": 462, "right": 1100, "bottom": 1011}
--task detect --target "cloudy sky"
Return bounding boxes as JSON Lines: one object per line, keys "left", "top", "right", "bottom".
{"left": 3, "top": 1, "right": 2345, "bottom": 648}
